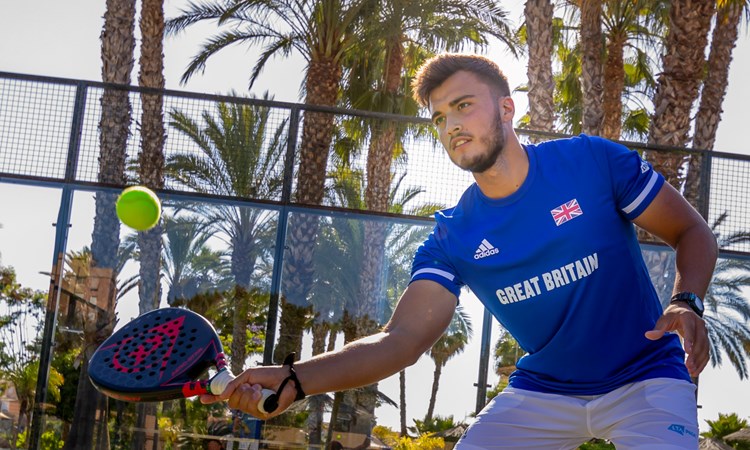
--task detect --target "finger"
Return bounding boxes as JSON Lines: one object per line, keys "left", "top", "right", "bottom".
{"left": 681, "top": 326, "right": 696, "bottom": 355}
{"left": 227, "top": 383, "right": 262, "bottom": 412}
{"left": 686, "top": 324, "right": 710, "bottom": 376}
{"left": 645, "top": 315, "right": 677, "bottom": 340}
{"left": 199, "top": 394, "right": 222, "bottom": 405}
{"left": 644, "top": 329, "right": 666, "bottom": 340}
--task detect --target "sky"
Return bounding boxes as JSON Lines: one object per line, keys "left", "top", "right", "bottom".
{"left": 1, "top": 0, "right": 750, "bottom": 437}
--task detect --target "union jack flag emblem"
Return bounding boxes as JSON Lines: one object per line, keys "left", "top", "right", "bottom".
{"left": 551, "top": 199, "right": 583, "bottom": 226}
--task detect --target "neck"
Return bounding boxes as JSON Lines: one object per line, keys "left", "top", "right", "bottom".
{"left": 473, "top": 134, "right": 528, "bottom": 199}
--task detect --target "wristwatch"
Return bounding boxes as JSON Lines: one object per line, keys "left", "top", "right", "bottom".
{"left": 670, "top": 292, "right": 705, "bottom": 318}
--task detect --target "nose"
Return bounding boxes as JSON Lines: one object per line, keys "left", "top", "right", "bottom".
{"left": 446, "top": 119, "right": 462, "bottom": 136}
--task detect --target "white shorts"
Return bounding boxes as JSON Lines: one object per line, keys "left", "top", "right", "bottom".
{"left": 456, "top": 378, "right": 698, "bottom": 449}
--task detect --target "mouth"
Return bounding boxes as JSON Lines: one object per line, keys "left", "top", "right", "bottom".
{"left": 451, "top": 137, "right": 471, "bottom": 151}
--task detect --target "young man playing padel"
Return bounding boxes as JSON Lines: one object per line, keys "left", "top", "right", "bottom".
{"left": 204, "top": 53, "right": 718, "bottom": 449}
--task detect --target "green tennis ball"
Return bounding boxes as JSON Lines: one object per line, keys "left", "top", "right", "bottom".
{"left": 116, "top": 186, "right": 161, "bottom": 231}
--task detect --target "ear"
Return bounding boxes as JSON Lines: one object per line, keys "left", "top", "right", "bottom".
{"left": 498, "top": 96, "right": 515, "bottom": 123}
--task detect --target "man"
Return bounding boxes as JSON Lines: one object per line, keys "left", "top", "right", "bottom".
{"left": 204, "top": 54, "right": 717, "bottom": 449}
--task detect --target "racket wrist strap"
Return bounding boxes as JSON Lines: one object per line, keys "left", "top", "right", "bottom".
{"left": 279, "top": 352, "right": 306, "bottom": 401}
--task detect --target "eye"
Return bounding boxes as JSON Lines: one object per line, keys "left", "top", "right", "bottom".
{"left": 433, "top": 116, "right": 445, "bottom": 126}
{"left": 457, "top": 102, "right": 471, "bottom": 111}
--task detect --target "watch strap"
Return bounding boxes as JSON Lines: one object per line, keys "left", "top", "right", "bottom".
{"left": 670, "top": 292, "right": 704, "bottom": 318}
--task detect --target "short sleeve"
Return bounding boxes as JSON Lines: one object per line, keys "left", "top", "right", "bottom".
{"left": 592, "top": 136, "right": 665, "bottom": 220}
{"left": 410, "top": 223, "right": 463, "bottom": 297}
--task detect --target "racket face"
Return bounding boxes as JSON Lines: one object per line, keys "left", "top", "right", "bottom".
{"left": 89, "top": 308, "right": 225, "bottom": 402}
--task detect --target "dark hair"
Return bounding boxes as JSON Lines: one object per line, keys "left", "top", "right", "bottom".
{"left": 412, "top": 53, "right": 511, "bottom": 107}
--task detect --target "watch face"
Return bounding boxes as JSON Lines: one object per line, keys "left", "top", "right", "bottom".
{"left": 694, "top": 297, "right": 704, "bottom": 311}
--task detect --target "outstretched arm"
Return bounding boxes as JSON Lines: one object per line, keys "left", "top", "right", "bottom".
{"left": 205, "top": 279, "right": 458, "bottom": 417}
{"left": 634, "top": 182, "right": 718, "bottom": 376}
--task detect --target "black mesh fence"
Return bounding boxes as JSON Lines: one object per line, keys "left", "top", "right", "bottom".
{"left": 2, "top": 71, "right": 749, "bottom": 255}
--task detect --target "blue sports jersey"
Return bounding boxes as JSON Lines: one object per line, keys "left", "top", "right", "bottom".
{"left": 411, "top": 135, "right": 690, "bottom": 395}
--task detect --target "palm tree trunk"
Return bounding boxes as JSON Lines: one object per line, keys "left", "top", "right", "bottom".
{"left": 134, "top": 2, "right": 165, "bottom": 447}
{"left": 64, "top": 271, "right": 118, "bottom": 450}
{"left": 647, "top": 0, "right": 714, "bottom": 188}
{"left": 307, "top": 321, "right": 329, "bottom": 448}
{"left": 399, "top": 370, "right": 407, "bottom": 436}
{"left": 525, "top": 0, "right": 555, "bottom": 135}
{"left": 580, "top": 0, "right": 604, "bottom": 136}
{"left": 686, "top": 2, "right": 742, "bottom": 209}
{"left": 601, "top": 34, "right": 626, "bottom": 140}
{"left": 66, "top": 1, "right": 135, "bottom": 447}
{"left": 230, "top": 285, "right": 251, "bottom": 375}
{"left": 692, "top": 3, "right": 740, "bottom": 151}
{"left": 277, "top": 57, "right": 342, "bottom": 364}
{"left": 425, "top": 362, "right": 443, "bottom": 423}
{"left": 326, "top": 391, "right": 344, "bottom": 448}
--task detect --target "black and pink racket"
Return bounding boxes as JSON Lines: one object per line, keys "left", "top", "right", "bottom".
{"left": 88, "top": 307, "right": 278, "bottom": 413}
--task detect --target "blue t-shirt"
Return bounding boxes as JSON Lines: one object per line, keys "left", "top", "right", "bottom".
{"left": 411, "top": 135, "right": 690, "bottom": 395}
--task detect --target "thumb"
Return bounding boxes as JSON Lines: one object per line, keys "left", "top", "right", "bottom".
{"left": 645, "top": 317, "right": 674, "bottom": 341}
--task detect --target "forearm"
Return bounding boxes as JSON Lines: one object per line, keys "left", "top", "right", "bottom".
{"left": 672, "top": 221, "right": 718, "bottom": 297}
{"left": 216, "top": 281, "right": 457, "bottom": 416}
{"left": 293, "top": 328, "right": 425, "bottom": 395}
{"left": 290, "top": 281, "right": 456, "bottom": 395}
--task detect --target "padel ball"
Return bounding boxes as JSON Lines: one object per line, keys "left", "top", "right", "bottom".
{"left": 116, "top": 186, "right": 161, "bottom": 231}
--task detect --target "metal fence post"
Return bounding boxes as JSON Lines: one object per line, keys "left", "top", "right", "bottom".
{"left": 28, "top": 81, "right": 87, "bottom": 450}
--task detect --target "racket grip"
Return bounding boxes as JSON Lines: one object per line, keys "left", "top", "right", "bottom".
{"left": 208, "top": 368, "right": 235, "bottom": 395}
{"left": 257, "top": 389, "right": 278, "bottom": 414}
{"left": 210, "top": 370, "right": 277, "bottom": 415}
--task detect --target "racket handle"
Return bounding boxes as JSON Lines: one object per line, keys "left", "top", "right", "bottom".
{"left": 208, "top": 368, "right": 235, "bottom": 395}
{"left": 257, "top": 388, "right": 278, "bottom": 414}
{"left": 210, "top": 370, "right": 278, "bottom": 414}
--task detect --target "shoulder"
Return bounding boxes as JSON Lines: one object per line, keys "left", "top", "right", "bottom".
{"left": 434, "top": 183, "right": 481, "bottom": 223}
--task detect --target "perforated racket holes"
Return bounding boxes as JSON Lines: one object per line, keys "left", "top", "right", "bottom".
{"left": 110, "top": 317, "right": 181, "bottom": 377}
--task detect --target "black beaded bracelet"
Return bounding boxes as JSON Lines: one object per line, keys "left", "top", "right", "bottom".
{"left": 278, "top": 352, "right": 306, "bottom": 401}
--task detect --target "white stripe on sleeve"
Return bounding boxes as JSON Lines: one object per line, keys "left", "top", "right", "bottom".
{"left": 622, "top": 171, "right": 658, "bottom": 215}
{"left": 412, "top": 268, "right": 455, "bottom": 282}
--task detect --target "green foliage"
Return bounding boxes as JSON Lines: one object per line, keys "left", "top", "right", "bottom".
{"left": 393, "top": 433, "right": 445, "bottom": 450}
{"left": 50, "top": 349, "right": 79, "bottom": 423}
{"left": 409, "top": 415, "right": 457, "bottom": 435}
{"left": 16, "top": 429, "right": 63, "bottom": 450}
{"left": 578, "top": 438, "right": 615, "bottom": 449}
{"left": 702, "top": 412, "right": 748, "bottom": 439}
{"left": 486, "top": 378, "right": 508, "bottom": 401}
{"left": 373, "top": 425, "right": 401, "bottom": 447}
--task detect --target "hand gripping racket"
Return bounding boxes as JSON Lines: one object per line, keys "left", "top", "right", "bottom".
{"left": 88, "top": 307, "right": 280, "bottom": 413}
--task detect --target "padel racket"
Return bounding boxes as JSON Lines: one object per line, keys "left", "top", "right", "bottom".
{"left": 89, "top": 307, "right": 279, "bottom": 413}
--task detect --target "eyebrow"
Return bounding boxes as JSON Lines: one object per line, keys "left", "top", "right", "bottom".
{"left": 431, "top": 94, "right": 476, "bottom": 121}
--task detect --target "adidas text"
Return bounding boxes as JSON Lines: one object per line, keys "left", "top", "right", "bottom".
{"left": 474, "top": 248, "right": 499, "bottom": 259}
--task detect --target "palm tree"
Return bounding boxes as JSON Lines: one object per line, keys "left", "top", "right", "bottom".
{"left": 525, "top": 0, "right": 556, "bottom": 134}
{"left": 579, "top": 0, "right": 604, "bottom": 135}
{"left": 65, "top": 0, "right": 135, "bottom": 448}
{"left": 0, "top": 266, "right": 63, "bottom": 444}
{"left": 599, "top": 0, "right": 665, "bottom": 140}
{"left": 134, "top": 1, "right": 167, "bottom": 447}
{"left": 685, "top": 0, "right": 748, "bottom": 208}
{"left": 645, "top": 213, "right": 750, "bottom": 379}
{"left": 541, "top": 1, "right": 662, "bottom": 139}
{"left": 424, "top": 304, "right": 473, "bottom": 423}
{"left": 493, "top": 327, "right": 522, "bottom": 380}
{"left": 159, "top": 214, "right": 232, "bottom": 310}
{"left": 165, "top": 94, "right": 286, "bottom": 375}
{"left": 165, "top": 0, "right": 372, "bottom": 365}
{"left": 647, "top": 0, "right": 715, "bottom": 189}
{"left": 136, "top": 0, "right": 166, "bottom": 317}
{"left": 702, "top": 214, "right": 750, "bottom": 379}
{"left": 313, "top": 162, "right": 440, "bottom": 443}
{"left": 338, "top": 4, "right": 515, "bottom": 434}
{"left": 342, "top": 0, "right": 517, "bottom": 330}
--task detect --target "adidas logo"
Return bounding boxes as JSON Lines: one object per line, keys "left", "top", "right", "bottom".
{"left": 474, "top": 239, "right": 499, "bottom": 259}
